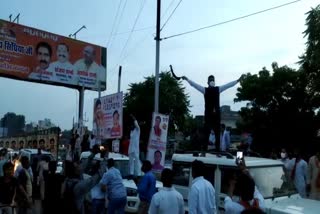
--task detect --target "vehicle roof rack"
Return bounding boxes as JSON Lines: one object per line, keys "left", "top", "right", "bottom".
{"left": 182, "top": 150, "right": 234, "bottom": 159}
{"left": 207, "top": 150, "right": 234, "bottom": 159}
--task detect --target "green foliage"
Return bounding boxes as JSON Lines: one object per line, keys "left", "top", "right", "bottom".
{"left": 235, "top": 64, "right": 317, "bottom": 154}
{"left": 299, "top": 5, "right": 320, "bottom": 107}
{"left": 123, "top": 72, "right": 191, "bottom": 142}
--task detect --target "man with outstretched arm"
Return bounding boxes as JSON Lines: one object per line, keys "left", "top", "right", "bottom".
{"left": 182, "top": 75, "right": 240, "bottom": 151}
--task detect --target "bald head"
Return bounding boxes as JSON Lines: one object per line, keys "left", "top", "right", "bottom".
{"left": 83, "top": 46, "right": 95, "bottom": 66}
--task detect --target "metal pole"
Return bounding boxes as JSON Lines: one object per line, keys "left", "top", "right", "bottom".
{"left": 154, "top": 0, "right": 161, "bottom": 113}
{"left": 9, "top": 14, "right": 12, "bottom": 22}
{"left": 118, "top": 66, "right": 122, "bottom": 93}
{"left": 12, "top": 13, "right": 20, "bottom": 23}
{"left": 78, "top": 87, "right": 84, "bottom": 135}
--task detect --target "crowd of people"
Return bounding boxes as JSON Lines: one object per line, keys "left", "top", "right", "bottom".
{"left": 270, "top": 148, "right": 320, "bottom": 200}
{"left": 1, "top": 117, "right": 320, "bottom": 214}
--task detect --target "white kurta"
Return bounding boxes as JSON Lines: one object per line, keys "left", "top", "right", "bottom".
{"left": 148, "top": 187, "right": 184, "bottom": 214}
{"left": 188, "top": 176, "right": 216, "bottom": 214}
{"left": 128, "top": 120, "right": 141, "bottom": 176}
{"left": 288, "top": 158, "right": 308, "bottom": 198}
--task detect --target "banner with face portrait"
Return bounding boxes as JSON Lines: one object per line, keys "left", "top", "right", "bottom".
{"left": 0, "top": 19, "right": 106, "bottom": 91}
{"left": 0, "top": 127, "right": 60, "bottom": 158}
{"left": 146, "top": 112, "right": 169, "bottom": 173}
{"left": 93, "top": 92, "right": 123, "bottom": 140}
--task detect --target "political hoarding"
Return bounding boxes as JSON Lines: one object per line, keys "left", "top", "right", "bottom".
{"left": 0, "top": 19, "right": 106, "bottom": 91}
{"left": 0, "top": 127, "right": 60, "bottom": 158}
{"left": 147, "top": 112, "right": 169, "bottom": 173}
{"left": 93, "top": 92, "right": 123, "bottom": 140}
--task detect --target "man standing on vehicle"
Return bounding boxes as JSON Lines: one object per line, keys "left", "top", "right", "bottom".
{"left": 182, "top": 75, "right": 240, "bottom": 151}
{"left": 128, "top": 115, "right": 141, "bottom": 177}
{"left": 188, "top": 160, "right": 216, "bottom": 214}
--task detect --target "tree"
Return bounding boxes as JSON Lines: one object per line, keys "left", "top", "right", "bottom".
{"left": 299, "top": 5, "right": 320, "bottom": 107}
{"left": 123, "top": 72, "right": 191, "bottom": 142}
{"left": 235, "top": 63, "right": 317, "bottom": 155}
{"left": 0, "top": 112, "right": 25, "bottom": 136}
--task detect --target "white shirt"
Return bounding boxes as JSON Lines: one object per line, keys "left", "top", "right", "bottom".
{"left": 188, "top": 176, "right": 216, "bottom": 214}
{"left": 128, "top": 120, "right": 140, "bottom": 154}
{"left": 288, "top": 158, "right": 308, "bottom": 197}
{"left": 149, "top": 187, "right": 184, "bottom": 214}
{"left": 224, "top": 188, "right": 265, "bottom": 214}
{"left": 48, "top": 61, "right": 76, "bottom": 84}
{"left": 90, "top": 183, "right": 105, "bottom": 200}
{"left": 74, "top": 59, "right": 105, "bottom": 89}
{"left": 209, "top": 133, "right": 215, "bottom": 145}
{"left": 75, "top": 138, "right": 81, "bottom": 150}
{"left": 186, "top": 79, "right": 238, "bottom": 94}
{"left": 28, "top": 67, "right": 54, "bottom": 81}
{"left": 221, "top": 130, "right": 231, "bottom": 151}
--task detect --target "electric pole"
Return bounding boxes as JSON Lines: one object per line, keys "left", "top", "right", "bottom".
{"left": 154, "top": 0, "right": 161, "bottom": 113}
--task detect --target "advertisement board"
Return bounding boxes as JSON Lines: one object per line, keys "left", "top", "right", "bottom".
{"left": 93, "top": 92, "right": 123, "bottom": 140}
{"left": 146, "top": 112, "right": 169, "bottom": 173}
{"left": 0, "top": 19, "right": 106, "bottom": 91}
{"left": 0, "top": 127, "right": 60, "bottom": 158}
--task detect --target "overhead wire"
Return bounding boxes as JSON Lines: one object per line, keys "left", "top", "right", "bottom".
{"left": 162, "top": 0, "right": 303, "bottom": 40}
{"left": 161, "top": 0, "right": 177, "bottom": 20}
{"left": 118, "top": 0, "right": 147, "bottom": 59}
{"left": 110, "top": 0, "right": 178, "bottom": 72}
{"left": 112, "top": 0, "right": 128, "bottom": 41}
{"left": 108, "top": 0, "right": 149, "bottom": 82}
{"left": 160, "top": 0, "right": 183, "bottom": 31}
{"left": 110, "top": 31, "right": 153, "bottom": 74}
{"left": 106, "top": 0, "right": 123, "bottom": 47}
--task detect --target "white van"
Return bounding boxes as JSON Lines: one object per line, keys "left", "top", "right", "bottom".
{"left": 171, "top": 152, "right": 320, "bottom": 214}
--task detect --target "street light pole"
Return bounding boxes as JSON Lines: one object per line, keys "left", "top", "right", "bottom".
{"left": 154, "top": 0, "right": 161, "bottom": 113}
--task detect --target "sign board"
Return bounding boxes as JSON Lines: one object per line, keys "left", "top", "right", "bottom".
{"left": 93, "top": 92, "right": 123, "bottom": 140}
{"left": 0, "top": 127, "right": 60, "bottom": 158}
{"left": 0, "top": 19, "right": 106, "bottom": 91}
{"left": 147, "top": 112, "right": 169, "bottom": 173}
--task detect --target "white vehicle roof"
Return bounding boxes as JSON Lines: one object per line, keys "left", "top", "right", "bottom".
{"left": 80, "top": 151, "right": 129, "bottom": 161}
{"left": 172, "top": 153, "right": 283, "bottom": 168}
{"left": 20, "top": 149, "right": 52, "bottom": 155}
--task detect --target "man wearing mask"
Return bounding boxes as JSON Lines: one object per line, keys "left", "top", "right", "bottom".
{"left": 128, "top": 115, "right": 141, "bottom": 177}
{"left": 182, "top": 75, "right": 240, "bottom": 151}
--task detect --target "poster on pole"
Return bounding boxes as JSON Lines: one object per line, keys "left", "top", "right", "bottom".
{"left": 146, "top": 112, "right": 169, "bottom": 173}
{"left": 93, "top": 92, "right": 123, "bottom": 140}
{"left": 0, "top": 19, "right": 106, "bottom": 91}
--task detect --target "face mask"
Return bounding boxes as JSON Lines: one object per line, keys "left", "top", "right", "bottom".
{"left": 209, "top": 81, "right": 215, "bottom": 87}
{"left": 280, "top": 152, "right": 286, "bottom": 159}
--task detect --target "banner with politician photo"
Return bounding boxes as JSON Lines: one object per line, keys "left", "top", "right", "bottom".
{"left": 146, "top": 112, "right": 169, "bottom": 173}
{"left": 0, "top": 131, "right": 59, "bottom": 158}
{"left": 92, "top": 92, "right": 123, "bottom": 140}
{"left": 0, "top": 19, "right": 106, "bottom": 91}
